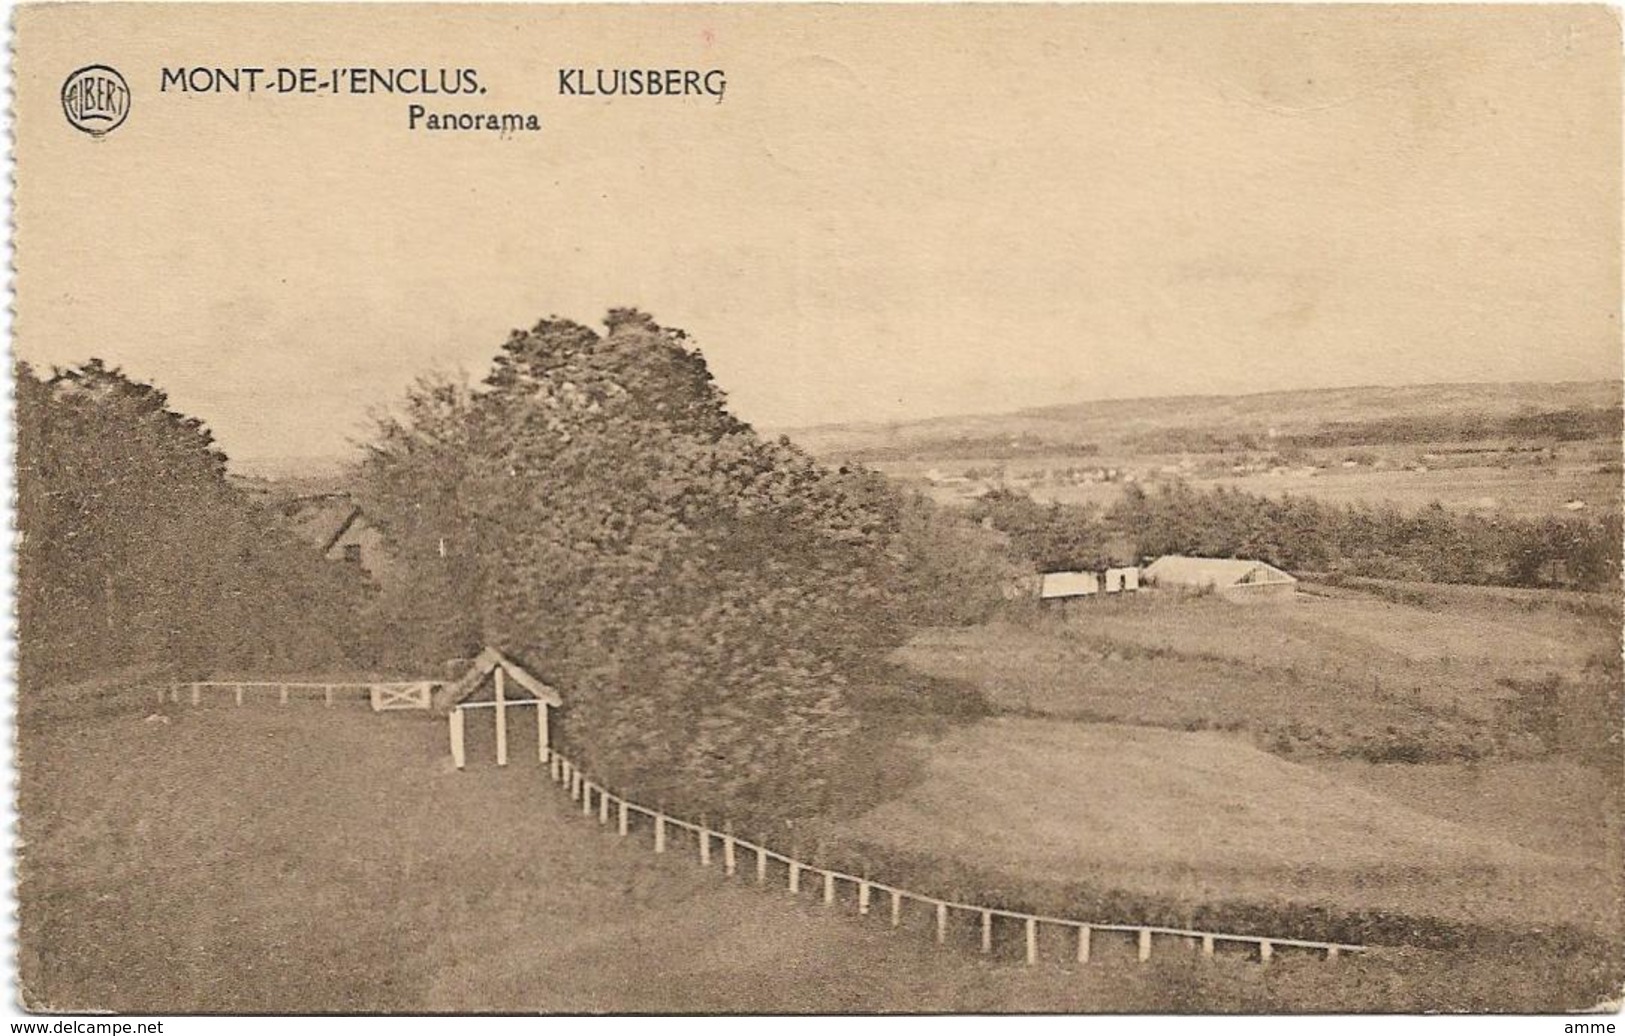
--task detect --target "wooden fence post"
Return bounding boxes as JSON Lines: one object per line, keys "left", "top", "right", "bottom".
{"left": 582, "top": 783, "right": 594, "bottom": 817}
{"left": 324, "top": 684, "right": 334, "bottom": 708}
{"left": 655, "top": 814, "right": 667, "bottom": 854}
{"left": 1025, "top": 918, "right": 1038, "bottom": 965}
{"left": 1077, "top": 926, "right": 1092, "bottom": 964}
{"left": 823, "top": 871, "right": 835, "bottom": 906}
{"left": 756, "top": 844, "right": 767, "bottom": 884}
{"left": 890, "top": 890, "right": 902, "bottom": 928}
{"left": 279, "top": 684, "right": 288, "bottom": 706}
{"left": 1139, "top": 929, "right": 1152, "bottom": 963}
{"left": 449, "top": 709, "right": 466, "bottom": 770}
{"left": 599, "top": 791, "right": 610, "bottom": 825}
{"left": 191, "top": 684, "right": 201, "bottom": 706}
{"left": 723, "top": 834, "right": 737, "bottom": 876}
{"left": 617, "top": 800, "right": 629, "bottom": 836}
{"left": 981, "top": 911, "right": 993, "bottom": 954}
{"left": 858, "top": 882, "right": 871, "bottom": 916}
{"left": 936, "top": 902, "right": 947, "bottom": 944}
{"left": 234, "top": 686, "right": 244, "bottom": 706}
{"left": 1259, "top": 941, "right": 1273, "bottom": 964}
{"left": 493, "top": 668, "right": 508, "bottom": 766}
{"left": 550, "top": 754, "right": 562, "bottom": 782}
{"left": 1202, "top": 935, "right": 1215, "bottom": 959}
{"left": 699, "top": 828, "right": 712, "bottom": 867}
{"left": 537, "top": 704, "right": 550, "bottom": 765}
{"left": 789, "top": 861, "right": 800, "bottom": 894}
{"left": 1326, "top": 946, "right": 1340, "bottom": 962}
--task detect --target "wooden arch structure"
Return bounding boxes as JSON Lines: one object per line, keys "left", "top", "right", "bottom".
{"left": 436, "top": 647, "right": 562, "bottom": 769}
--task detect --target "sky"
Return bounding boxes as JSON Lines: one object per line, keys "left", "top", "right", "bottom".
{"left": 15, "top": 4, "right": 1622, "bottom": 468}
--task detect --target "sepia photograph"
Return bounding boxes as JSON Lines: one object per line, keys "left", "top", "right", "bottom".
{"left": 8, "top": 2, "right": 1623, "bottom": 1019}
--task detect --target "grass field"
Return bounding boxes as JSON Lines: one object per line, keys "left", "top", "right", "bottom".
{"left": 16, "top": 700, "right": 1116, "bottom": 1013}
{"left": 837, "top": 574, "right": 1621, "bottom": 1001}
{"left": 895, "top": 580, "right": 1617, "bottom": 762}
{"left": 20, "top": 694, "right": 1622, "bottom": 1013}
{"left": 832, "top": 717, "right": 1613, "bottom": 934}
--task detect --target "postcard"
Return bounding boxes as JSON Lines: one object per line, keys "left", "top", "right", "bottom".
{"left": 11, "top": 3, "right": 1622, "bottom": 1016}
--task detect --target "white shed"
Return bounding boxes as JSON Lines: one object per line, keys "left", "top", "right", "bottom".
{"left": 1039, "top": 570, "right": 1100, "bottom": 600}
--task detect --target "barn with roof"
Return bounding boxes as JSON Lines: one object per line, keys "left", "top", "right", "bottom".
{"left": 1142, "top": 555, "right": 1297, "bottom": 601}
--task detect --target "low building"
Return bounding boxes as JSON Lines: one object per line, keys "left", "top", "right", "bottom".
{"left": 1038, "top": 565, "right": 1141, "bottom": 603}
{"left": 1039, "top": 570, "right": 1100, "bottom": 601}
{"left": 1142, "top": 555, "right": 1296, "bottom": 601}
{"left": 1103, "top": 566, "right": 1140, "bottom": 593}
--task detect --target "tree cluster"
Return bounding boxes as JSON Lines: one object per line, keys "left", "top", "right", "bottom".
{"left": 973, "top": 480, "right": 1620, "bottom": 591}
{"left": 1111, "top": 482, "right": 1620, "bottom": 590}
{"left": 15, "top": 360, "right": 369, "bottom": 688}
{"left": 967, "top": 488, "right": 1118, "bottom": 571}
{"left": 357, "top": 310, "right": 916, "bottom": 821}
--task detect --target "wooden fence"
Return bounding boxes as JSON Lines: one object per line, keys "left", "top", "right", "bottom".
{"left": 537, "top": 749, "right": 1365, "bottom": 968}
{"left": 167, "top": 680, "right": 439, "bottom": 711}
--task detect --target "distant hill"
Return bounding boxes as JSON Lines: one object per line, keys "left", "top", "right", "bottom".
{"left": 779, "top": 381, "right": 1622, "bottom": 462}
{"left": 230, "top": 453, "right": 355, "bottom": 483}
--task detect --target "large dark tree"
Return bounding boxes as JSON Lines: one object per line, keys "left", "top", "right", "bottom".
{"left": 359, "top": 311, "right": 911, "bottom": 820}
{"left": 16, "top": 360, "right": 368, "bottom": 687}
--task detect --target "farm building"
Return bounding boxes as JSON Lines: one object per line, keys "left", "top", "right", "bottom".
{"left": 1038, "top": 566, "right": 1141, "bottom": 603}
{"left": 1039, "top": 570, "right": 1100, "bottom": 601}
{"left": 1142, "top": 555, "right": 1297, "bottom": 601}
{"left": 284, "top": 494, "right": 397, "bottom": 584}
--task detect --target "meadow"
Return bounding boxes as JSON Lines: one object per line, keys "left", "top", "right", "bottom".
{"left": 831, "top": 717, "right": 1608, "bottom": 932}
{"left": 19, "top": 690, "right": 1619, "bottom": 1013}
{"left": 894, "top": 580, "right": 1618, "bottom": 759}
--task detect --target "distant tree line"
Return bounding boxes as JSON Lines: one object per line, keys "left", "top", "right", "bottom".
{"left": 15, "top": 361, "right": 370, "bottom": 688}
{"left": 1115, "top": 483, "right": 1620, "bottom": 590}
{"left": 974, "top": 480, "right": 1620, "bottom": 592}
{"left": 846, "top": 435, "right": 1100, "bottom": 465}
{"left": 1127, "top": 406, "right": 1620, "bottom": 454}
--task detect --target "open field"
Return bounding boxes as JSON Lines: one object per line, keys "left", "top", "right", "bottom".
{"left": 895, "top": 580, "right": 1618, "bottom": 761}
{"left": 18, "top": 700, "right": 1143, "bottom": 1013}
{"left": 832, "top": 717, "right": 1614, "bottom": 934}
{"left": 828, "top": 571, "right": 1622, "bottom": 1004}
{"left": 19, "top": 691, "right": 1622, "bottom": 1013}
{"left": 1310, "top": 757, "right": 1619, "bottom": 863}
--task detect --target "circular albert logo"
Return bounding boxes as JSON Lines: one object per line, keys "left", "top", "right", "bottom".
{"left": 61, "top": 64, "right": 131, "bottom": 137}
